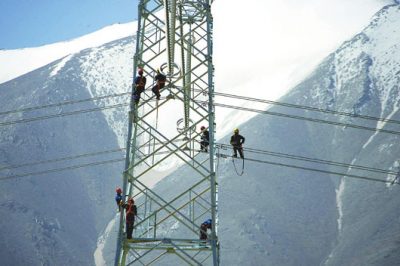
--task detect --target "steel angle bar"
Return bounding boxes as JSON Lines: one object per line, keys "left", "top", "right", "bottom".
{"left": 141, "top": 187, "right": 211, "bottom": 234}
{"left": 134, "top": 175, "right": 211, "bottom": 230}
{"left": 136, "top": 136, "right": 188, "bottom": 152}
{"left": 191, "top": 191, "right": 211, "bottom": 212}
{"left": 167, "top": 90, "right": 209, "bottom": 122}
{"left": 145, "top": 251, "right": 168, "bottom": 266}
{"left": 190, "top": 71, "right": 209, "bottom": 88}
{"left": 170, "top": 241, "right": 202, "bottom": 266}
{"left": 140, "top": 44, "right": 167, "bottom": 64}
{"left": 141, "top": 35, "right": 166, "bottom": 57}
{"left": 129, "top": 175, "right": 200, "bottom": 225}
{"left": 194, "top": 208, "right": 212, "bottom": 223}
{"left": 128, "top": 249, "right": 146, "bottom": 266}
{"left": 144, "top": 15, "right": 165, "bottom": 32}
{"left": 137, "top": 96, "right": 172, "bottom": 121}
{"left": 126, "top": 241, "right": 163, "bottom": 266}
{"left": 199, "top": 252, "right": 213, "bottom": 264}
{"left": 130, "top": 177, "right": 204, "bottom": 235}
{"left": 142, "top": 3, "right": 164, "bottom": 16}
{"left": 138, "top": 120, "right": 209, "bottom": 172}
{"left": 130, "top": 124, "right": 208, "bottom": 178}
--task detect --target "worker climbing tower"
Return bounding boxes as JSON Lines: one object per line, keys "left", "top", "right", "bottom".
{"left": 115, "top": 0, "right": 218, "bottom": 265}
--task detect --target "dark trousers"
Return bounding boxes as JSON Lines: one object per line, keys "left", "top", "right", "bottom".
{"left": 233, "top": 146, "right": 244, "bottom": 158}
{"left": 200, "top": 224, "right": 208, "bottom": 240}
{"left": 200, "top": 141, "right": 209, "bottom": 152}
{"left": 133, "top": 87, "right": 144, "bottom": 103}
{"left": 152, "top": 83, "right": 165, "bottom": 99}
{"left": 126, "top": 222, "right": 134, "bottom": 239}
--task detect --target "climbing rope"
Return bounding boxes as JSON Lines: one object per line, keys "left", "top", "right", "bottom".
{"left": 232, "top": 156, "right": 244, "bottom": 176}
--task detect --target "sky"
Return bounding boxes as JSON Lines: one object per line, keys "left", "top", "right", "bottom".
{"left": 0, "top": 0, "right": 393, "bottom": 93}
{"left": 0, "top": 0, "right": 138, "bottom": 49}
{"left": 0, "top": 0, "right": 392, "bottom": 50}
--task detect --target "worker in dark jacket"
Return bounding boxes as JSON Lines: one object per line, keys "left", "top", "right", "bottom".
{"left": 133, "top": 68, "right": 147, "bottom": 103}
{"left": 200, "top": 126, "right": 209, "bottom": 152}
{"left": 200, "top": 219, "right": 212, "bottom": 241}
{"left": 122, "top": 198, "right": 137, "bottom": 239}
{"left": 151, "top": 69, "right": 167, "bottom": 100}
{"left": 230, "top": 128, "right": 245, "bottom": 159}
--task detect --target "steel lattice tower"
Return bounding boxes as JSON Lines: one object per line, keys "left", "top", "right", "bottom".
{"left": 115, "top": 0, "right": 218, "bottom": 265}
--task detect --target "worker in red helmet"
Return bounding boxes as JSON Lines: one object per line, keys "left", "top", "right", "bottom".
{"left": 115, "top": 188, "right": 123, "bottom": 211}
{"left": 133, "top": 68, "right": 147, "bottom": 104}
{"left": 200, "top": 126, "right": 209, "bottom": 152}
{"left": 122, "top": 198, "right": 137, "bottom": 239}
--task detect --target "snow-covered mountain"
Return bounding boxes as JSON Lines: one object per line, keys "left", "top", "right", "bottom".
{"left": 0, "top": 22, "right": 136, "bottom": 85}
{"left": 1, "top": 1, "right": 399, "bottom": 265}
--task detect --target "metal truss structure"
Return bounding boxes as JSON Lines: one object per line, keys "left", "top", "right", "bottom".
{"left": 115, "top": 0, "right": 218, "bottom": 265}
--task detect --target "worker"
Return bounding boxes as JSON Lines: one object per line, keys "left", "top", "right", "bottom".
{"left": 151, "top": 69, "right": 167, "bottom": 100}
{"left": 230, "top": 128, "right": 245, "bottom": 159}
{"left": 133, "top": 68, "right": 147, "bottom": 104}
{"left": 200, "top": 219, "right": 212, "bottom": 241}
{"left": 200, "top": 126, "right": 209, "bottom": 152}
{"left": 122, "top": 198, "right": 137, "bottom": 239}
{"left": 115, "top": 187, "right": 123, "bottom": 211}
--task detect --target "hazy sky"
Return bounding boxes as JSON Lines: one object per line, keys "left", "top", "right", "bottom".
{"left": 0, "top": 0, "right": 393, "bottom": 50}
{"left": 0, "top": 0, "right": 138, "bottom": 49}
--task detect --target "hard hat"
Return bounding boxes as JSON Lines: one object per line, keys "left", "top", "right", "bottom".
{"left": 234, "top": 128, "right": 239, "bottom": 133}
{"left": 200, "top": 126, "right": 206, "bottom": 130}
{"left": 116, "top": 187, "right": 122, "bottom": 194}
{"left": 138, "top": 69, "right": 143, "bottom": 75}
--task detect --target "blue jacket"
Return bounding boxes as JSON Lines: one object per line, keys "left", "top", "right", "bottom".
{"left": 115, "top": 194, "right": 123, "bottom": 205}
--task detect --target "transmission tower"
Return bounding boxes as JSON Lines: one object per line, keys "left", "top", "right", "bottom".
{"left": 115, "top": 0, "right": 218, "bottom": 265}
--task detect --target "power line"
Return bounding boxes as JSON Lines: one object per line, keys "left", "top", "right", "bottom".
{"left": 0, "top": 148, "right": 125, "bottom": 171}
{"left": 1, "top": 143, "right": 397, "bottom": 185}
{"left": 0, "top": 103, "right": 129, "bottom": 127}
{"left": 0, "top": 158, "right": 125, "bottom": 181}
{"left": 0, "top": 92, "right": 130, "bottom": 116}
{"left": 216, "top": 153, "right": 397, "bottom": 185}
{"left": 216, "top": 143, "right": 399, "bottom": 176}
{"left": 3, "top": 88, "right": 398, "bottom": 127}
{"left": 2, "top": 89, "right": 399, "bottom": 137}
{"left": 210, "top": 90, "right": 400, "bottom": 126}
{"left": 213, "top": 102, "right": 400, "bottom": 136}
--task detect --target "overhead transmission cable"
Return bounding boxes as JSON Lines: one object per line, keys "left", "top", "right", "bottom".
{"left": 1, "top": 141, "right": 398, "bottom": 185}
{"left": 0, "top": 148, "right": 125, "bottom": 171}
{"left": 209, "top": 90, "right": 400, "bottom": 126}
{"left": 0, "top": 103, "right": 129, "bottom": 127}
{"left": 216, "top": 143, "right": 398, "bottom": 176}
{"left": 0, "top": 158, "right": 125, "bottom": 181}
{"left": 0, "top": 91, "right": 130, "bottom": 116}
{"left": 2, "top": 89, "right": 400, "bottom": 137}
{"left": 211, "top": 102, "right": 400, "bottom": 136}
{"left": 2, "top": 89, "right": 400, "bottom": 127}
{"left": 3, "top": 99, "right": 400, "bottom": 137}
{"left": 215, "top": 153, "right": 397, "bottom": 185}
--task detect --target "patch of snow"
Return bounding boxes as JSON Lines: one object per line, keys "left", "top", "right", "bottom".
{"left": 362, "top": 106, "right": 399, "bottom": 149}
{"left": 80, "top": 42, "right": 133, "bottom": 148}
{"left": 49, "top": 55, "right": 73, "bottom": 78}
{"left": 94, "top": 214, "right": 117, "bottom": 266}
{"left": 386, "top": 160, "right": 400, "bottom": 188}
{"left": 336, "top": 177, "right": 346, "bottom": 232}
